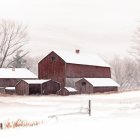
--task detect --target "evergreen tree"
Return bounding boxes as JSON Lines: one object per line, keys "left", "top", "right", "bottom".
{"left": 10, "top": 50, "right": 27, "bottom": 68}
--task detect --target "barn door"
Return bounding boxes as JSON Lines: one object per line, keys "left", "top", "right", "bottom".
{"left": 80, "top": 81, "right": 86, "bottom": 94}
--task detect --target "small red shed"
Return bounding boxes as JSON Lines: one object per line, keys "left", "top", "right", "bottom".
{"left": 57, "top": 87, "right": 78, "bottom": 96}
{"left": 15, "top": 79, "right": 60, "bottom": 95}
{"left": 75, "top": 78, "right": 119, "bottom": 94}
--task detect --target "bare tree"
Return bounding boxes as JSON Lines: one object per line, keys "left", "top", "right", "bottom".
{"left": 129, "top": 24, "right": 140, "bottom": 62}
{"left": 0, "top": 20, "right": 28, "bottom": 67}
{"left": 110, "top": 56, "right": 138, "bottom": 90}
{"left": 25, "top": 56, "right": 41, "bottom": 74}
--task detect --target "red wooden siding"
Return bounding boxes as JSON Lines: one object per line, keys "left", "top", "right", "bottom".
{"left": 38, "top": 51, "right": 111, "bottom": 88}
{"left": 57, "top": 88, "right": 78, "bottom": 96}
{"left": 42, "top": 80, "right": 60, "bottom": 95}
{"left": 5, "top": 89, "right": 15, "bottom": 94}
{"left": 93, "top": 87, "right": 118, "bottom": 93}
{"left": 38, "top": 52, "right": 66, "bottom": 87}
{"left": 15, "top": 80, "right": 60, "bottom": 95}
{"left": 16, "top": 80, "right": 29, "bottom": 95}
{"left": 75, "top": 79, "right": 118, "bottom": 94}
{"left": 75, "top": 79, "right": 94, "bottom": 94}
{"left": 0, "top": 88, "right": 5, "bottom": 93}
{"left": 57, "top": 88, "right": 69, "bottom": 96}
{"left": 0, "top": 79, "right": 20, "bottom": 87}
{"left": 66, "top": 63, "right": 111, "bottom": 78}
{"left": 0, "top": 78, "right": 37, "bottom": 88}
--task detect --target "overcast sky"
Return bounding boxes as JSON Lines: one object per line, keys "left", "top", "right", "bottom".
{"left": 0, "top": 0, "right": 140, "bottom": 58}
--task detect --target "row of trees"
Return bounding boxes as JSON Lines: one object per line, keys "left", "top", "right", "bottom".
{"left": 110, "top": 57, "right": 139, "bottom": 90}
{"left": 1, "top": 19, "right": 140, "bottom": 90}
{"left": 110, "top": 24, "right": 140, "bottom": 90}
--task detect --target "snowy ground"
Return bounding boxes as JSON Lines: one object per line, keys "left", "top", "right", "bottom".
{"left": 1, "top": 91, "right": 140, "bottom": 140}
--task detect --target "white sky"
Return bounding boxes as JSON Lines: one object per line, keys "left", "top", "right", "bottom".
{"left": 0, "top": 0, "right": 140, "bottom": 58}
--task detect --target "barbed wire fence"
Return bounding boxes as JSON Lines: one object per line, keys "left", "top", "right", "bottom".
{"left": 48, "top": 100, "right": 92, "bottom": 120}
{"left": 0, "top": 99, "right": 92, "bottom": 130}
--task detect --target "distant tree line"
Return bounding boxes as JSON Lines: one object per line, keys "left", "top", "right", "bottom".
{"left": 109, "top": 56, "right": 139, "bottom": 90}
{"left": 1, "top": 19, "right": 140, "bottom": 91}
{"left": 110, "top": 23, "right": 140, "bottom": 90}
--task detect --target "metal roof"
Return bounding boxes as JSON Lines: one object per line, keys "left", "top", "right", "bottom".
{"left": 65, "top": 87, "right": 77, "bottom": 92}
{"left": 52, "top": 51, "right": 110, "bottom": 67}
{"left": 0, "top": 68, "right": 37, "bottom": 79}
{"left": 80, "top": 78, "right": 120, "bottom": 87}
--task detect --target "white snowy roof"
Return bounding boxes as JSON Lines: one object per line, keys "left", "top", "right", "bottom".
{"left": 24, "top": 79, "right": 51, "bottom": 84}
{"left": 82, "top": 78, "right": 120, "bottom": 87}
{"left": 65, "top": 87, "right": 77, "bottom": 92}
{"left": 0, "top": 68, "right": 37, "bottom": 79}
{"left": 53, "top": 51, "right": 110, "bottom": 67}
{"left": 5, "top": 87, "right": 15, "bottom": 90}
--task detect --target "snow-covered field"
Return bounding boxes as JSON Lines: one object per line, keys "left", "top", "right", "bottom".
{"left": 1, "top": 91, "right": 140, "bottom": 140}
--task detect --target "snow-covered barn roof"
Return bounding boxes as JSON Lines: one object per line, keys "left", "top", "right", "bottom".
{"left": 24, "top": 79, "right": 51, "bottom": 84}
{"left": 81, "top": 78, "right": 120, "bottom": 87}
{"left": 52, "top": 51, "right": 110, "bottom": 67}
{"left": 0, "top": 68, "right": 37, "bottom": 79}
{"left": 65, "top": 87, "right": 77, "bottom": 92}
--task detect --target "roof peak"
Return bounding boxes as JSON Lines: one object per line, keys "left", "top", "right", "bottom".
{"left": 51, "top": 50, "right": 110, "bottom": 67}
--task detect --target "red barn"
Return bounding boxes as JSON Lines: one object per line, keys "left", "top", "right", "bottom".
{"left": 38, "top": 50, "right": 111, "bottom": 88}
{"left": 15, "top": 79, "right": 60, "bottom": 95}
{"left": 75, "top": 78, "right": 119, "bottom": 94}
{"left": 0, "top": 68, "right": 37, "bottom": 94}
{"left": 57, "top": 87, "right": 78, "bottom": 96}
{"left": 0, "top": 68, "right": 37, "bottom": 88}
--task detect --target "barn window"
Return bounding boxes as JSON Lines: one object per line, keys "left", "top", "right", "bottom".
{"left": 51, "top": 56, "right": 56, "bottom": 61}
{"left": 82, "top": 82, "right": 86, "bottom": 86}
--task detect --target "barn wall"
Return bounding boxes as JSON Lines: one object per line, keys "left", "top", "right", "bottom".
{"left": 76, "top": 79, "right": 118, "bottom": 94}
{"left": 5, "top": 89, "right": 15, "bottom": 94}
{"left": 57, "top": 88, "right": 69, "bottom": 96}
{"left": 93, "top": 87, "right": 118, "bottom": 93}
{"left": 0, "top": 88, "right": 5, "bottom": 93}
{"left": 42, "top": 80, "right": 60, "bottom": 95}
{"left": 0, "top": 79, "right": 20, "bottom": 87}
{"left": 38, "top": 52, "right": 66, "bottom": 87}
{"left": 66, "top": 64, "right": 111, "bottom": 78}
{"left": 57, "top": 88, "right": 78, "bottom": 96}
{"left": 75, "top": 79, "right": 94, "bottom": 94}
{"left": 16, "top": 81, "right": 29, "bottom": 95}
{"left": 66, "top": 78, "right": 81, "bottom": 87}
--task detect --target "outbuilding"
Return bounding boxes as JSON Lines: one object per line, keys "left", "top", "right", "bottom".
{"left": 75, "top": 78, "right": 119, "bottom": 94}
{"left": 5, "top": 87, "right": 15, "bottom": 94}
{"left": 15, "top": 79, "right": 60, "bottom": 95}
{"left": 0, "top": 68, "right": 37, "bottom": 88}
{"left": 57, "top": 87, "right": 78, "bottom": 96}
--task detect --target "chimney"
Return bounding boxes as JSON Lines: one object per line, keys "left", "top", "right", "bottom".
{"left": 76, "top": 49, "right": 80, "bottom": 54}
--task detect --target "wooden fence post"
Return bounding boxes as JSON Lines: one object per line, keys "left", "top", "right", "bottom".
{"left": 0, "top": 123, "right": 3, "bottom": 130}
{"left": 88, "top": 100, "right": 91, "bottom": 116}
